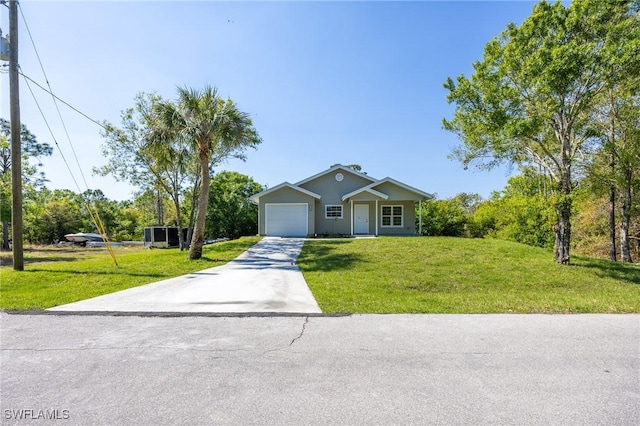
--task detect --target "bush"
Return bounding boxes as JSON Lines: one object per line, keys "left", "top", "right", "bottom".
{"left": 418, "top": 199, "right": 467, "bottom": 237}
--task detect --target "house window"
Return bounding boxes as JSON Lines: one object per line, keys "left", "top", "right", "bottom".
{"left": 382, "top": 205, "right": 403, "bottom": 227}
{"left": 325, "top": 205, "right": 343, "bottom": 219}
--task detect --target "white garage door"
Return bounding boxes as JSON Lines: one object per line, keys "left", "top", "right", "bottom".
{"left": 265, "top": 203, "right": 308, "bottom": 237}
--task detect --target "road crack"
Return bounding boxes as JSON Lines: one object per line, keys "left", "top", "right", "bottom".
{"left": 262, "top": 316, "right": 310, "bottom": 355}
{"left": 289, "top": 316, "right": 309, "bottom": 346}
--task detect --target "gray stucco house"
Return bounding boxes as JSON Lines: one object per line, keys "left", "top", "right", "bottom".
{"left": 250, "top": 165, "right": 433, "bottom": 237}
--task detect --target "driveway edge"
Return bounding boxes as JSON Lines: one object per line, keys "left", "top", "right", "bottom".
{"left": 2, "top": 309, "right": 347, "bottom": 318}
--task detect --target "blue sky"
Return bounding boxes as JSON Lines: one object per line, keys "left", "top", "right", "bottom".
{"left": 1, "top": 0, "right": 537, "bottom": 202}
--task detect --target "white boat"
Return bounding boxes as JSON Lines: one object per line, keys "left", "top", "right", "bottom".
{"left": 64, "top": 233, "right": 104, "bottom": 246}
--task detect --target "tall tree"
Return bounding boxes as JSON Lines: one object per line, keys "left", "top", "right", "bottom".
{"left": 96, "top": 93, "right": 197, "bottom": 249}
{"left": 206, "top": 171, "right": 263, "bottom": 239}
{"left": 22, "top": 188, "right": 86, "bottom": 244}
{"left": 139, "top": 109, "right": 196, "bottom": 250}
{"left": 150, "top": 86, "right": 261, "bottom": 260}
{"left": 443, "top": 0, "right": 640, "bottom": 264}
{"left": 131, "top": 189, "right": 173, "bottom": 229}
{"left": 0, "top": 119, "right": 53, "bottom": 249}
{"left": 614, "top": 92, "right": 640, "bottom": 262}
{"left": 604, "top": 88, "right": 640, "bottom": 263}
{"left": 586, "top": 84, "right": 640, "bottom": 263}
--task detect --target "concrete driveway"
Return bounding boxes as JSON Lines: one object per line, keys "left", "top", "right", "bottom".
{"left": 48, "top": 237, "right": 321, "bottom": 314}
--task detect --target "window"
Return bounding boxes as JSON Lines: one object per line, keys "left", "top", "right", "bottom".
{"left": 325, "top": 205, "right": 343, "bottom": 219}
{"left": 382, "top": 205, "right": 403, "bottom": 227}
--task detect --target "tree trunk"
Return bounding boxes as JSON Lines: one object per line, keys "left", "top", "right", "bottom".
{"left": 620, "top": 182, "right": 633, "bottom": 263}
{"left": 2, "top": 220, "right": 9, "bottom": 250}
{"left": 186, "top": 169, "right": 200, "bottom": 248}
{"left": 188, "top": 152, "right": 210, "bottom": 260}
{"left": 156, "top": 188, "right": 163, "bottom": 225}
{"left": 554, "top": 205, "right": 571, "bottom": 265}
{"left": 172, "top": 195, "right": 184, "bottom": 252}
{"left": 607, "top": 96, "right": 617, "bottom": 262}
{"left": 608, "top": 185, "right": 617, "bottom": 262}
{"left": 553, "top": 169, "right": 572, "bottom": 265}
{"left": 168, "top": 171, "right": 185, "bottom": 251}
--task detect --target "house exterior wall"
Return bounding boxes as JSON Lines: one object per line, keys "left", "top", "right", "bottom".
{"left": 300, "top": 171, "right": 372, "bottom": 236}
{"left": 377, "top": 201, "right": 417, "bottom": 235}
{"left": 257, "top": 187, "right": 316, "bottom": 235}
{"left": 349, "top": 192, "right": 382, "bottom": 202}
{"left": 300, "top": 170, "right": 373, "bottom": 202}
{"left": 315, "top": 200, "right": 350, "bottom": 235}
{"left": 348, "top": 201, "right": 417, "bottom": 236}
{"left": 253, "top": 168, "right": 427, "bottom": 237}
{"left": 373, "top": 182, "right": 424, "bottom": 202}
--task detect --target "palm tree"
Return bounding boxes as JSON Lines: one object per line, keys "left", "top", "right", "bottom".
{"left": 151, "top": 86, "right": 261, "bottom": 260}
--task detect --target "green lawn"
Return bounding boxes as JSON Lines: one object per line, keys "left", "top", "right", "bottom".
{"left": 0, "top": 237, "right": 262, "bottom": 310}
{"left": 296, "top": 237, "right": 640, "bottom": 313}
{"left": 3, "top": 236, "right": 639, "bottom": 313}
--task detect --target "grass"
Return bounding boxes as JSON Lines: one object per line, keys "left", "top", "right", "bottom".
{"left": 296, "top": 237, "right": 640, "bottom": 313}
{"left": 3, "top": 236, "right": 639, "bottom": 314}
{"left": 0, "top": 236, "right": 262, "bottom": 310}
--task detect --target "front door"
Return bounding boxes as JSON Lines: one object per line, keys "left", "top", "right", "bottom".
{"left": 355, "top": 204, "right": 369, "bottom": 234}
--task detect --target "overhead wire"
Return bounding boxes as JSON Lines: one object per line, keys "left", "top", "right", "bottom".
{"left": 20, "top": 68, "right": 117, "bottom": 265}
{"left": 17, "top": 3, "right": 118, "bottom": 265}
{"left": 18, "top": 1, "right": 91, "bottom": 190}
{"left": 19, "top": 66, "right": 83, "bottom": 194}
{"left": 18, "top": 72, "right": 106, "bottom": 130}
{"left": 18, "top": 70, "right": 108, "bottom": 187}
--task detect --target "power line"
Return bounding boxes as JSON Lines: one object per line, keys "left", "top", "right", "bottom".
{"left": 19, "top": 71, "right": 119, "bottom": 266}
{"left": 19, "top": 1, "right": 98, "bottom": 192}
{"left": 20, "top": 65, "right": 84, "bottom": 195}
{"left": 15, "top": 3, "right": 118, "bottom": 265}
{"left": 18, "top": 72, "right": 106, "bottom": 130}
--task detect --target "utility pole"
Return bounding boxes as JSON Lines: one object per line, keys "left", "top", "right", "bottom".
{"left": 8, "top": 0, "right": 23, "bottom": 270}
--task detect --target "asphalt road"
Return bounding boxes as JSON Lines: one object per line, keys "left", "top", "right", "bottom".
{"left": 1, "top": 312, "right": 638, "bottom": 425}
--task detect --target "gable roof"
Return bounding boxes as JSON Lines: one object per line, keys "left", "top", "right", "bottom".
{"left": 250, "top": 167, "right": 432, "bottom": 204}
{"left": 295, "top": 164, "right": 377, "bottom": 186}
{"left": 349, "top": 177, "right": 434, "bottom": 201}
{"left": 341, "top": 187, "right": 389, "bottom": 201}
{"left": 249, "top": 182, "right": 322, "bottom": 203}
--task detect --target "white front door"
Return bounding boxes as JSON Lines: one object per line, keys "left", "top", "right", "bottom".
{"left": 355, "top": 204, "right": 369, "bottom": 234}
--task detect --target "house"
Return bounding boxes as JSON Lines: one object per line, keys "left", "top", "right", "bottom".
{"left": 250, "top": 165, "right": 433, "bottom": 237}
